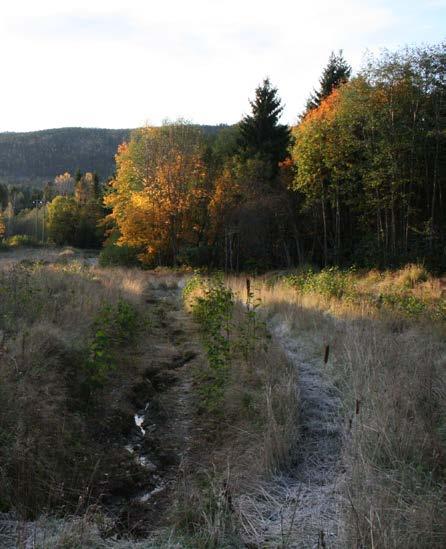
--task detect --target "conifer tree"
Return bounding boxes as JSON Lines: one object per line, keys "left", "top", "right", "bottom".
{"left": 0, "top": 183, "right": 8, "bottom": 209}
{"left": 306, "top": 50, "right": 351, "bottom": 112}
{"left": 92, "top": 172, "right": 102, "bottom": 199}
{"left": 0, "top": 210, "right": 5, "bottom": 239}
{"left": 238, "top": 78, "right": 291, "bottom": 176}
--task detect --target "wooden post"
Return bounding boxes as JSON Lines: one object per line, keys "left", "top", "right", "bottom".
{"left": 324, "top": 344, "right": 330, "bottom": 364}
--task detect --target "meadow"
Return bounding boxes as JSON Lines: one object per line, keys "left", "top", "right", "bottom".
{"left": 0, "top": 247, "right": 445, "bottom": 547}
{"left": 228, "top": 264, "right": 446, "bottom": 547}
{"left": 0, "top": 249, "right": 297, "bottom": 547}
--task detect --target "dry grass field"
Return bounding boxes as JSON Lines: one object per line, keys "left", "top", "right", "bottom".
{"left": 0, "top": 250, "right": 299, "bottom": 547}
{"left": 1, "top": 249, "right": 445, "bottom": 547}
{"left": 228, "top": 267, "right": 446, "bottom": 548}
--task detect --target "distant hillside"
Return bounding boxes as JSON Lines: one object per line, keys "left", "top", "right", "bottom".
{"left": 0, "top": 125, "right": 226, "bottom": 183}
{"left": 0, "top": 128, "right": 130, "bottom": 182}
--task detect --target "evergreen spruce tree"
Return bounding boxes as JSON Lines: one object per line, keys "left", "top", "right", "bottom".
{"left": 306, "top": 50, "right": 351, "bottom": 112}
{"left": 0, "top": 183, "right": 8, "bottom": 209}
{"left": 238, "top": 78, "right": 291, "bottom": 177}
{"left": 92, "top": 172, "right": 101, "bottom": 199}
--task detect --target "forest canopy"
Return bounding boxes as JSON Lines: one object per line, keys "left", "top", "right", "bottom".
{"left": 293, "top": 43, "right": 446, "bottom": 267}
{"left": 101, "top": 42, "right": 446, "bottom": 270}
{"left": 1, "top": 42, "right": 445, "bottom": 271}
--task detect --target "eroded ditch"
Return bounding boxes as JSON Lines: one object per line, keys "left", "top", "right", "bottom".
{"left": 102, "top": 282, "right": 199, "bottom": 539}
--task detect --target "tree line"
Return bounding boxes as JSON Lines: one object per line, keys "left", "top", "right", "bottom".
{"left": 0, "top": 128, "right": 130, "bottom": 180}
{"left": 0, "top": 170, "right": 105, "bottom": 247}
{"left": 106, "top": 42, "right": 445, "bottom": 270}
{"left": 2, "top": 42, "right": 445, "bottom": 271}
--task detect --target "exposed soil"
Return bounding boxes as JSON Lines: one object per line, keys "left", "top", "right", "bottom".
{"left": 102, "top": 281, "right": 202, "bottom": 538}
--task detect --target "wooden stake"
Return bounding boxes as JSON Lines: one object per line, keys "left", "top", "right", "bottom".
{"left": 324, "top": 344, "right": 330, "bottom": 364}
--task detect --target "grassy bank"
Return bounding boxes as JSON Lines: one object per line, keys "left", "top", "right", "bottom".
{"left": 3, "top": 256, "right": 443, "bottom": 547}
{"left": 172, "top": 275, "right": 299, "bottom": 547}
{"left": 227, "top": 265, "right": 446, "bottom": 548}
{"left": 0, "top": 255, "right": 154, "bottom": 521}
{"left": 274, "top": 263, "right": 446, "bottom": 321}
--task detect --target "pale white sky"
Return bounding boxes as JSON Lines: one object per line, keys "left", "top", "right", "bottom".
{"left": 0, "top": 0, "right": 445, "bottom": 131}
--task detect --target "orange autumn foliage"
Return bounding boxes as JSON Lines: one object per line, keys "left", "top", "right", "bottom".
{"left": 104, "top": 124, "right": 208, "bottom": 265}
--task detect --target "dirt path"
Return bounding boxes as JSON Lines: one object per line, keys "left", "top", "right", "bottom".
{"left": 0, "top": 270, "right": 345, "bottom": 547}
{"left": 240, "top": 315, "right": 345, "bottom": 548}
{"left": 110, "top": 278, "right": 200, "bottom": 537}
{"left": 0, "top": 275, "right": 200, "bottom": 547}
{"left": 274, "top": 317, "right": 344, "bottom": 548}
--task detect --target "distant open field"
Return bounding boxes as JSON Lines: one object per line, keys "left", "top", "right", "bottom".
{"left": 0, "top": 245, "right": 98, "bottom": 269}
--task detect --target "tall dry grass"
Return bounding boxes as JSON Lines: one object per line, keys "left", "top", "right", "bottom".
{"left": 173, "top": 277, "right": 299, "bottom": 546}
{"left": 0, "top": 257, "right": 155, "bottom": 519}
{"left": 227, "top": 270, "right": 446, "bottom": 547}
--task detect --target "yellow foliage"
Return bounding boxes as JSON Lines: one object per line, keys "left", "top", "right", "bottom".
{"left": 104, "top": 124, "right": 208, "bottom": 264}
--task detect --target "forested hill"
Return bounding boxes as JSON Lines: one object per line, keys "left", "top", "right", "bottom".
{"left": 0, "top": 125, "right": 225, "bottom": 182}
{"left": 0, "top": 128, "right": 130, "bottom": 180}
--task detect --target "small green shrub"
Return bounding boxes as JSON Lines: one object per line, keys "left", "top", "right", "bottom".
{"left": 4, "top": 234, "right": 40, "bottom": 248}
{"left": 184, "top": 275, "right": 234, "bottom": 412}
{"left": 433, "top": 300, "right": 446, "bottom": 322}
{"left": 182, "top": 273, "right": 203, "bottom": 301}
{"left": 236, "top": 282, "right": 269, "bottom": 362}
{"left": 98, "top": 240, "right": 140, "bottom": 267}
{"left": 381, "top": 293, "right": 427, "bottom": 317}
{"left": 285, "top": 266, "right": 356, "bottom": 299}
{"left": 85, "top": 327, "right": 114, "bottom": 390}
{"left": 185, "top": 275, "right": 270, "bottom": 413}
{"left": 83, "top": 299, "right": 139, "bottom": 396}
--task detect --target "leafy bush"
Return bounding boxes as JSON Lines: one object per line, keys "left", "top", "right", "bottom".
{"left": 285, "top": 266, "right": 356, "bottom": 299}
{"left": 83, "top": 299, "right": 139, "bottom": 396}
{"left": 381, "top": 293, "right": 427, "bottom": 317}
{"left": 98, "top": 240, "right": 140, "bottom": 267}
{"left": 184, "top": 275, "right": 234, "bottom": 411}
{"left": 4, "top": 234, "right": 40, "bottom": 248}
{"left": 184, "top": 275, "right": 271, "bottom": 414}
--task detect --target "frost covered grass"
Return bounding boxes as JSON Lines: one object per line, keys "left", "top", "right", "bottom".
{"left": 172, "top": 275, "right": 299, "bottom": 546}
{"left": 227, "top": 269, "right": 446, "bottom": 548}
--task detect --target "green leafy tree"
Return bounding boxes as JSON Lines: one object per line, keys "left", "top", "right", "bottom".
{"left": 47, "top": 196, "right": 79, "bottom": 245}
{"left": 293, "top": 42, "right": 446, "bottom": 268}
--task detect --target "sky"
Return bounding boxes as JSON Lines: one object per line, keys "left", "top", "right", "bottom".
{"left": 0, "top": 0, "right": 445, "bottom": 132}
